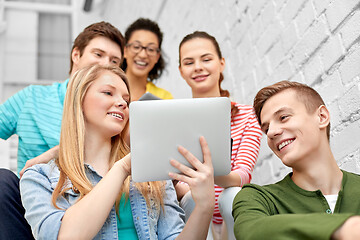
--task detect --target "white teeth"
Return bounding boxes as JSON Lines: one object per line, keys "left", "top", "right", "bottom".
{"left": 109, "top": 113, "right": 123, "bottom": 119}
{"left": 278, "top": 140, "right": 294, "bottom": 150}
{"left": 135, "top": 61, "right": 147, "bottom": 66}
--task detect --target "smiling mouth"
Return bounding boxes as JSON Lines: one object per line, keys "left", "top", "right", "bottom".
{"left": 193, "top": 75, "right": 209, "bottom": 82}
{"left": 278, "top": 139, "right": 294, "bottom": 151}
{"left": 135, "top": 60, "right": 148, "bottom": 67}
{"left": 108, "top": 113, "right": 123, "bottom": 120}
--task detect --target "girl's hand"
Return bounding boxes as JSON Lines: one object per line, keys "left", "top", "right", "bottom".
{"left": 118, "top": 153, "right": 131, "bottom": 177}
{"left": 169, "top": 136, "right": 215, "bottom": 210}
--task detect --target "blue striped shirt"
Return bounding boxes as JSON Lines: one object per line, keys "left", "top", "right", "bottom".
{"left": 0, "top": 80, "right": 68, "bottom": 174}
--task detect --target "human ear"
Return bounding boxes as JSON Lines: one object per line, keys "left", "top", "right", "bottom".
{"left": 220, "top": 57, "right": 225, "bottom": 73}
{"left": 71, "top": 47, "right": 80, "bottom": 65}
{"left": 318, "top": 105, "right": 330, "bottom": 130}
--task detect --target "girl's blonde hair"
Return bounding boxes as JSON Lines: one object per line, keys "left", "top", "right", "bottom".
{"left": 52, "top": 64, "right": 165, "bottom": 210}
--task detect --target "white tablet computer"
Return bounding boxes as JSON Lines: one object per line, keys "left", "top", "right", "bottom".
{"left": 129, "top": 97, "right": 231, "bottom": 182}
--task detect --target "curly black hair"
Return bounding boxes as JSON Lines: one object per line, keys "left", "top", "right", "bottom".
{"left": 121, "top": 18, "right": 165, "bottom": 81}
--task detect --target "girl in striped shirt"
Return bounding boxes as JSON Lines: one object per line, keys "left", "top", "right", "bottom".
{"left": 177, "top": 31, "right": 263, "bottom": 240}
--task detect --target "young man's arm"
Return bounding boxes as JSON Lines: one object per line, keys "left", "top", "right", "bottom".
{"left": 232, "top": 186, "right": 353, "bottom": 240}
{"left": 0, "top": 87, "right": 30, "bottom": 140}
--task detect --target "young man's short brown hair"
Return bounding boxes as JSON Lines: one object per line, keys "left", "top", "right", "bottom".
{"left": 69, "top": 21, "right": 125, "bottom": 74}
{"left": 253, "top": 80, "right": 330, "bottom": 140}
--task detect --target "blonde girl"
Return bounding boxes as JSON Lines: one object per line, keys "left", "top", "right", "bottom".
{"left": 21, "top": 64, "right": 215, "bottom": 239}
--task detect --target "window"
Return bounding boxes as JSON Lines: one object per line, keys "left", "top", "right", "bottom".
{"left": 0, "top": 0, "right": 76, "bottom": 172}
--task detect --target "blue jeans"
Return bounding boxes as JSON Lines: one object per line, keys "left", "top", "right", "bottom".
{"left": 0, "top": 168, "right": 34, "bottom": 240}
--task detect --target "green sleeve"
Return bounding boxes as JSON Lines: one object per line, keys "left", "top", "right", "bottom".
{"left": 232, "top": 187, "right": 353, "bottom": 240}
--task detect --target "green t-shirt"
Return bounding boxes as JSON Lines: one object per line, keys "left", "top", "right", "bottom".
{"left": 117, "top": 194, "right": 138, "bottom": 239}
{"left": 233, "top": 170, "right": 360, "bottom": 240}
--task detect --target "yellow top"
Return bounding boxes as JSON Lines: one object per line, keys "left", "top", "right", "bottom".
{"left": 146, "top": 82, "right": 173, "bottom": 99}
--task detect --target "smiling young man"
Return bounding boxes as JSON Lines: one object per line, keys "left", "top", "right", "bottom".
{"left": 0, "top": 21, "right": 125, "bottom": 239}
{"left": 232, "top": 81, "right": 360, "bottom": 240}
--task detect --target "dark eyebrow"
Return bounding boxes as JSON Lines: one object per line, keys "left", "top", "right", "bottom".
{"left": 181, "top": 53, "right": 214, "bottom": 63}
{"left": 103, "top": 84, "right": 116, "bottom": 89}
{"left": 130, "top": 40, "right": 158, "bottom": 47}
{"left": 181, "top": 57, "right": 194, "bottom": 63}
{"left": 92, "top": 48, "right": 105, "bottom": 53}
{"left": 274, "top": 107, "right": 294, "bottom": 116}
{"left": 201, "top": 53, "right": 214, "bottom": 58}
{"left": 92, "top": 48, "right": 121, "bottom": 61}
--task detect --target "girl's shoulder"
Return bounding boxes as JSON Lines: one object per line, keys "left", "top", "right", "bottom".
{"left": 231, "top": 102, "right": 255, "bottom": 112}
{"left": 146, "top": 82, "right": 173, "bottom": 99}
{"left": 231, "top": 102, "right": 257, "bottom": 118}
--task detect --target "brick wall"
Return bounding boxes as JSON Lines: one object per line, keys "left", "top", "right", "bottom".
{"left": 95, "top": 0, "right": 360, "bottom": 184}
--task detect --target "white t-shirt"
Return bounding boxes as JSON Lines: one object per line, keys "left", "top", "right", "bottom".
{"left": 324, "top": 194, "right": 338, "bottom": 213}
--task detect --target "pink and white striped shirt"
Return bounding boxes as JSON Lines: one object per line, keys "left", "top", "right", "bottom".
{"left": 212, "top": 102, "right": 262, "bottom": 224}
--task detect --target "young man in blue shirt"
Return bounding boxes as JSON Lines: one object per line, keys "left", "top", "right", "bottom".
{"left": 0, "top": 21, "right": 125, "bottom": 239}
